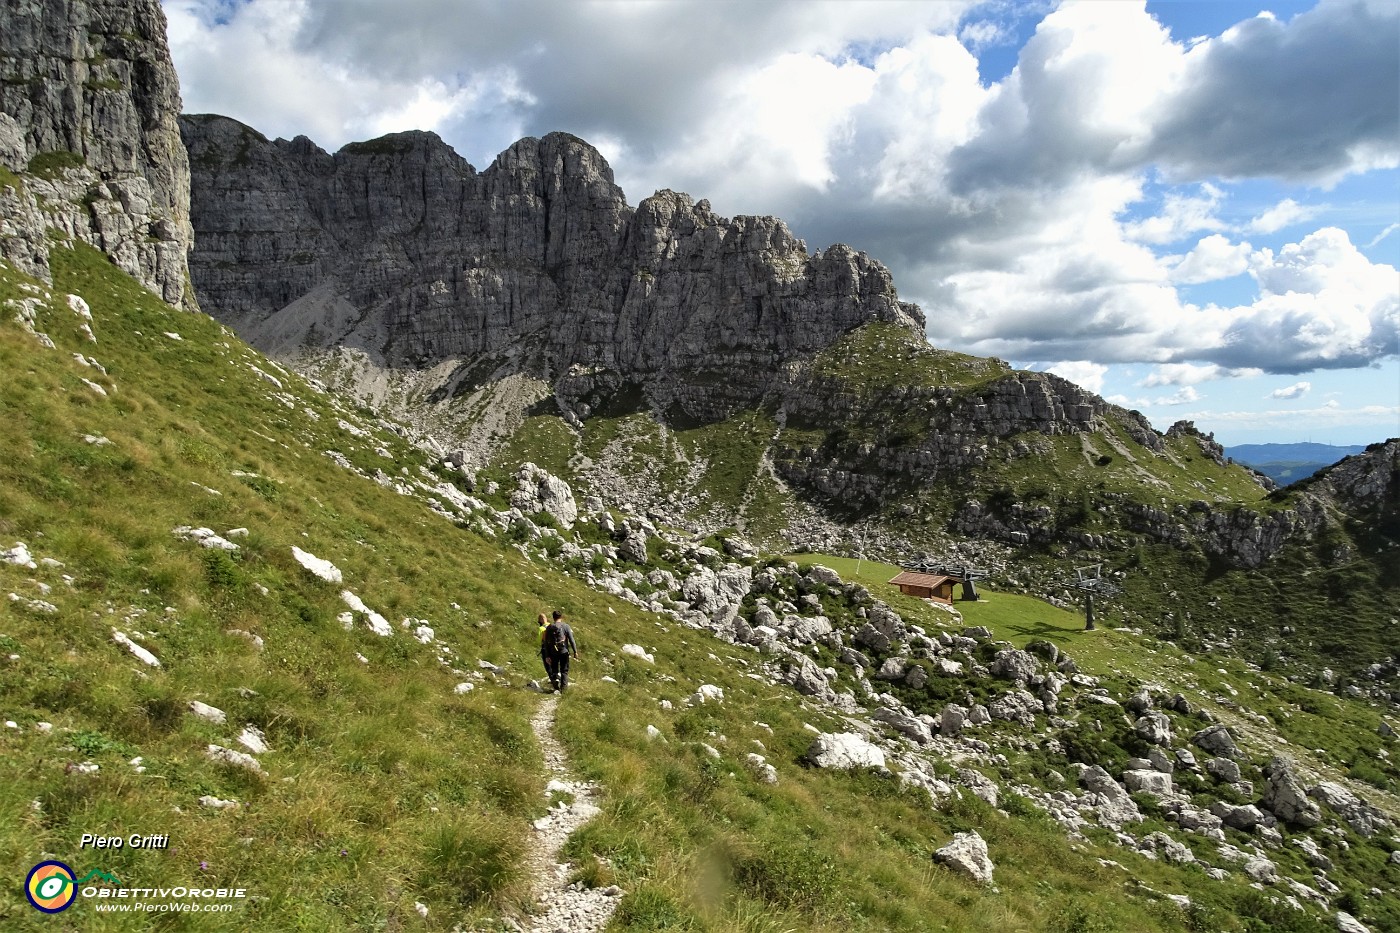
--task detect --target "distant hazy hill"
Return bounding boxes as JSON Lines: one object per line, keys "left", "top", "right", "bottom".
{"left": 1226, "top": 442, "right": 1368, "bottom": 485}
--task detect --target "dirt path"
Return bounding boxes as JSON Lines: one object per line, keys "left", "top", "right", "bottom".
{"left": 510, "top": 694, "right": 622, "bottom": 933}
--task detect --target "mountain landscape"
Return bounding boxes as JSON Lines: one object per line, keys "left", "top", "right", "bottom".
{"left": 1, "top": 2, "right": 1397, "bottom": 931}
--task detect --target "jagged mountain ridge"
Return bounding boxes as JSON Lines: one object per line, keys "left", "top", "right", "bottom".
{"left": 179, "top": 114, "right": 922, "bottom": 424}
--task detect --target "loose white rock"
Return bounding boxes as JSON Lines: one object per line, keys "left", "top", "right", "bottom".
{"left": 1336, "top": 911, "right": 1371, "bottom": 933}
{"left": 188, "top": 701, "right": 227, "bottom": 724}
{"left": 238, "top": 727, "right": 270, "bottom": 755}
{"left": 206, "top": 744, "right": 264, "bottom": 774}
{"left": 111, "top": 630, "right": 160, "bottom": 667}
{"left": 934, "top": 831, "right": 995, "bottom": 885}
{"left": 3, "top": 543, "right": 37, "bottom": 569}
{"left": 226, "top": 629, "right": 264, "bottom": 650}
{"left": 172, "top": 526, "right": 238, "bottom": 551}
{"left": 291, "top": 546, "right": 342, "bottom": 582}
{"left": 199, "top": 795, "right": 239, "bottom": 809}
{"left": 621, "top": 643, "right": 655, "bottom": 664}
{"left": 805, "top": 732, "right": 886, "bottom": 770}
{"left": 686, "top": 684, "right": 724, "bottom": 706}
{"left": 340, "top": 591, "right": 391, "bottom": 636}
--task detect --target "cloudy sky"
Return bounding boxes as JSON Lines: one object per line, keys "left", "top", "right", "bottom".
{"left": 164, "top": 0, "right": 1399, "bottom": 446}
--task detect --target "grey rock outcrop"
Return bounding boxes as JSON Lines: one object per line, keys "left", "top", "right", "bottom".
{"left": 181, "top": 117, "right": 922, "bottom": 424}
{"left": 0, "top": 0, "right": 193, "bottom": 305}
{"left": 933, "top": 831, "right": 994, "bottom": 885}
{"left": 1080, "top": 765, "right": 1141, "bottom": 829}
{"left": 1308, "top": 781, "right": 1390, "bottom": 838}
{"left": 510, "top": 463, "right": 578, "bottom": 528}
{"left": 989, "top": 648, "right": 1039, "bottom": 686}
{"left": 805, "top": 732, "right": 886, "bottom": 770}
{"left": 940, "top": 703, "right": 969, "bottom": 737}
{"left": 873, "top": 707, "right": 934, "bottom": 745}
{"left": 1261, "top": 757, "right": 1322, "bottom": 828}
{"left": 988, "top": 690, "right": 1040, "bottom": 728}
{"left": 1335, "top": 912, "right": 1372, "bottom": 933}
{"left": 1210, "top": 801, "right": 1266, "bottom": 832}
{"left": 1134, "top": 712, "right": 1174, "bottom": 747}
{"left": 1192, "top": 724, "right": 1241, "bottom": 759}
{"left": 787, "top": 656, "right": 835, "bottom": 701}
{"left": 1205, "top": 756, "right": 1241, "bottom": 783}
{"left": 1123, "top": 769, "right": 1173, "bottom": 797}
{"left": 1139, "top": 831, "right": 1195, "bottom": 864}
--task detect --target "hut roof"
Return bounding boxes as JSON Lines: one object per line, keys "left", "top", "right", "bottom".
{"left": 889, "top": 571, "right": 953, "bottom": 589}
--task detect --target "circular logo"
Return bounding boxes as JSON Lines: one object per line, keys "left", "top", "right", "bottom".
{"left": 26, "top": 860, "right": 77, "bottom": 913}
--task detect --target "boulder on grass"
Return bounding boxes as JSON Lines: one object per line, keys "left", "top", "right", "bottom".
{"left": 805, "top": 732, "right": 886, "bottom": 770}
{"left": 933, "top": 831, "right": 994, "bottom": 884}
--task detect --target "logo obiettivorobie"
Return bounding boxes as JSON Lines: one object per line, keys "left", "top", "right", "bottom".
{"left": 25, "top": 860, "right": 77, "bottom": 913}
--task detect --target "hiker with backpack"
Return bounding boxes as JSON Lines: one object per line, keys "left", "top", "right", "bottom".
{"left": 536, "top": 612, "right": 556, "bottom": 689}
{"left": 541, "top": 609, "right": 578, "bottom": 693}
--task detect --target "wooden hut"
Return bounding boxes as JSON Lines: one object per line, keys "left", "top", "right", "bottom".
{"left": 888, "top": 570, "right": 956, "bottom": 604}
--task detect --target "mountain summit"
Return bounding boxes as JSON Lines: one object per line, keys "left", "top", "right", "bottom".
{"left": 180, "top": 116, "right": 922, "bottom": 421}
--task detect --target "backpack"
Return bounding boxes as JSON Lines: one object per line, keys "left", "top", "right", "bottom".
{"left": 544, "top": 622, "right": 568, "bottom": 657}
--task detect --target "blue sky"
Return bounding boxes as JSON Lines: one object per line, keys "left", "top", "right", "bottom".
{"left": 163, "top": 0, "right": 1398, "bottom": 446}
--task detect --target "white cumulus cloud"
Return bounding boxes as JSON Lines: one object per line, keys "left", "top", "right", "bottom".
{"left": 1247, "top": 198, "right": 1318, "bottom": 234}
{"left": 1268, "top": 381, "right": 1311, "bottom": 399}
{"left": 1169, "top": 234, "right": 1252, "bottom": 284}
{"left": 1040, "top": 361, "right": 1108, "bottom": 393}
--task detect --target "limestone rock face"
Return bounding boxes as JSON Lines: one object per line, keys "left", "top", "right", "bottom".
{"left": 1308, "top": 781, "right": 1390, "bottom": 838}
{"left": 933, "top": 831, "right": 994, "bottom": 885}
{"left": 1262, "top": 757, "right": 1322, "bottom": 828}
{"left": 989, "top": 648, "right": 1038, "bottom": 686}
{"left": 0, "top": 0, "right": 193, "bottom": 306}
{"left": 510, "top": 463, "right": 578, "bottom": 528}
{"left": 1134, "top": 712, "right": 1174, "bottom": 747}
{"left": 1192, "top": 724, "right": 1241, "bottom": 760}
{"left": 1123, "top": 769, "right": 1173, "bottom": 797}
{"left": 1080, "top": 765, "right": 1141, "bottom": 829}
{"left": 805, "top": 732, "right": 886, "bottom": 770}
{"left": 873, "top": 707, "right": 933, "bottom": 745}
{"left": 180, "top": 117, "right": 923, "bottom": 418}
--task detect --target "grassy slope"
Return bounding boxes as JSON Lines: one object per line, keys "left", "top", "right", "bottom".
{"left": 5, "top": 245, "right": 1395, "bottom": 932}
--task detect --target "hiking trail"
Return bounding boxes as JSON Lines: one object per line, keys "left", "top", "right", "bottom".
{"left": 507, "top": 693, "right": 622, "bottom": 933}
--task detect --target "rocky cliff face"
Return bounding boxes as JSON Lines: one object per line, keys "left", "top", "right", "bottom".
{"left": 181, "top": 116, "right": 923, "bottom": 416}
{"left": 0, "top": 0, "right": 193, "bottom": 306}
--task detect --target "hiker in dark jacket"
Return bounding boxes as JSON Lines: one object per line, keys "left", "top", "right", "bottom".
{"left": 542, "top": 609, "right": 579, "bottom": 692}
